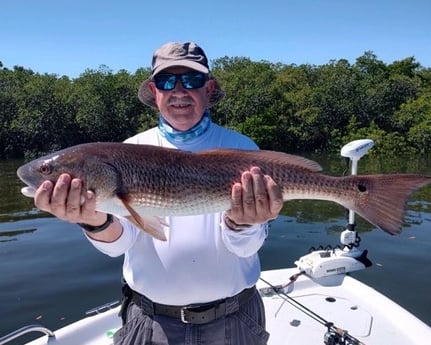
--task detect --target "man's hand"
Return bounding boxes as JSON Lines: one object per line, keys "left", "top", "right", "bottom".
{"left": 34, "top": 173, "right": 106, "bottom": 226}
{"left": 226, "top": 167, "right": 283, "bottom": 226}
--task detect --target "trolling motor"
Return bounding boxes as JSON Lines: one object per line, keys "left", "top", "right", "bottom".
{"left": 295, "top": 139, "right": 375, "bottom": 279}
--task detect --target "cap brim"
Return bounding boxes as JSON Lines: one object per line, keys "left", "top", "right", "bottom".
{"left": 152, "top": 61, "right": 209, "bottom": 77}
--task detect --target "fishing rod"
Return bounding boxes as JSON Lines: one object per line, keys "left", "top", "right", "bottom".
{"left": 259, "top": 276, "right": 366, "bottom": 345}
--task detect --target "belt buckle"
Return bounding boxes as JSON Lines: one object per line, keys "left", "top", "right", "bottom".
{"left": 180, "top": 306, "right": 191, "bottom": 323}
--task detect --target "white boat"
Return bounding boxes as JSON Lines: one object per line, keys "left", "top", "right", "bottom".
{"left": 2, "top": 139, "right": 430, "bottom": 344}
{"left": 2, "top": 267, "right": 429, "bottom": 345}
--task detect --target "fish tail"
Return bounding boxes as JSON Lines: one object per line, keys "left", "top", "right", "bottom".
{"left": 350, "top": 174, "right": 431, "bottom": 235}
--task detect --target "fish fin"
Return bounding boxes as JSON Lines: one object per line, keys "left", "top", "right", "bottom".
{"left": 125, "top": 215, "right": 168, "bottom": 241}
{"left": 259, "top": 150, "right": 322, "bottom": 172}
{"left": 157, "top": 217, "right": 169, "bottom": 227}
{"left": 198, "top": 149, "right": 322, "bottom": 172}
{"left": 348, "top": 174, "right": 431, "bottom": 235}
{"left": 120, "top": 199, "right": 167, "bottom": 241}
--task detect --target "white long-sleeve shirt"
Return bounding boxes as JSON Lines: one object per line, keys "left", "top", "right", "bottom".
{"left": 86, "top": 122, "right": 267, "bottom": 305}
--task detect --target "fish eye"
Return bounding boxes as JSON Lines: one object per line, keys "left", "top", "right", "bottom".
{"left": 39, "top": 163, "right": 52, "bottom": 175}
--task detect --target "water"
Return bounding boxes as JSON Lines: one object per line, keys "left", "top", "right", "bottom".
{"left": 1, "top": 155, "right": 431, "bottom": 343}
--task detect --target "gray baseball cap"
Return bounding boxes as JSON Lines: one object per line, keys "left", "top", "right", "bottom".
{"left": 150, "top": 42, "right": 210, "bottom": 76}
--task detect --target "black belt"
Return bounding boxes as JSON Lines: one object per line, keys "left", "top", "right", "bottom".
{"left": 131, "top": 286, "right": 256, "bottom": 325}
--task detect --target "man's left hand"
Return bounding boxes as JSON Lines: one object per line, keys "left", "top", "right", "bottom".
{"left": 226, "top": 167, "right": 283, "bottom": 226}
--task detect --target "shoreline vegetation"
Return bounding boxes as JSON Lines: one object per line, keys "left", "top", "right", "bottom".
{"left": 1, "top": 51, "right": 430, "bottom": 159}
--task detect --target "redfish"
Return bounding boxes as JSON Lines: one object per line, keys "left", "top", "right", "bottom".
{"left": 17, "top": 142, "right": 431, "bottom": 240}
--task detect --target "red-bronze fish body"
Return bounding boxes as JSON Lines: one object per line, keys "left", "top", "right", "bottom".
{"left": 17, "top": 142, "right": 431, "bottom": 239}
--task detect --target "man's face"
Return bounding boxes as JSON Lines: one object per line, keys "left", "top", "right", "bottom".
{"left": 149, "top": 66, "right": 215, "bottom": 131}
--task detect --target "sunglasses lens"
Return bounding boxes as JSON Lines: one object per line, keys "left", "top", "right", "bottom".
{"left": 154, "top": 74, "right": 177, "bottom": 90}
{"left": 154, "top": 72, "right": 208, "bottom": 90}
{"left": 181, "top": 73, "right": 207, "bottom": 89}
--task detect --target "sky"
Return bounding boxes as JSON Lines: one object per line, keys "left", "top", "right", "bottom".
{"left": 1, "top": 0, "right": 430, "bottom": 78}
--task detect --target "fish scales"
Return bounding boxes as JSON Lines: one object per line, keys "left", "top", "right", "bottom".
{"left": 17, "top": 142, "right": 431, "bottom": 238}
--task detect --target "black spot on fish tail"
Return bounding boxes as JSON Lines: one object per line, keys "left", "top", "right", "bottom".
{"left": 357, "top": 184, "right": 367, "bottom": 193}
{"left": 350, "top": 174, "right": 431, "bottom": 235}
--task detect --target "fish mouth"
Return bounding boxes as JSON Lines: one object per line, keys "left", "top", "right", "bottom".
{"left": 16, "top": 165, "right": 25, "bottom": 180}
{"left": 17, "top": 164, "right": 39, "bottom": 198}
{"left": 21, "top": 186, "right": 36, "bottom": 198}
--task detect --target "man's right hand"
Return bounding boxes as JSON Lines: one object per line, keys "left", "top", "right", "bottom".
{"left": 34, "top": 174, "right": 122, "bottom": 242}
{"left": 34, "top": 173, "right": 106, "bottom": 226}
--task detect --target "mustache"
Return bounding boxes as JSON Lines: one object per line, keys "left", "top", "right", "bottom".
{"left": 167, "top": 96, "right": 194, "bottom": 106}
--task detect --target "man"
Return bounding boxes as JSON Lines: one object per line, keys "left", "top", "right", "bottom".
{"left": 35, "top": 42, "right": 283, "bottom": 344}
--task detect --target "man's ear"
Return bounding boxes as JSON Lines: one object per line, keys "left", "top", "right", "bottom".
{"left": 206, "top": 79, "right": 216, "bottom": 96}
{"left": 148, "top": 82, "right": 157, "bottom": 96}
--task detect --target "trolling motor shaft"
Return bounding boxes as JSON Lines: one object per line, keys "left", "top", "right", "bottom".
{"left": 295, "top": 139, "right": 375, "bottom": 279}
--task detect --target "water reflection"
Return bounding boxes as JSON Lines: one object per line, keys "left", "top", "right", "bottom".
{"left": 0, "top": 208, "right": 45, "bottom": 223}
{"left": 0, "top": 228, "right": 37, "bottom": 242}
{"left": 0, "top": 159, "right": 35, "bottom": 219}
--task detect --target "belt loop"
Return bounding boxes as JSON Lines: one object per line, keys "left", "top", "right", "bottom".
{"left": 225, "top": 286, "right": 256, "bottom": 316}
{"left": 138, "top": 294, "right": 155, "bottom": 316}
{"left": 225, "top": 293, "right": 240, "bottom": 316}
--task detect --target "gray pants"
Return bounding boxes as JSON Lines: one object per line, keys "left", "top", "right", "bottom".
{"left": 114, "top": 288, "right": 269, "bottom": 345}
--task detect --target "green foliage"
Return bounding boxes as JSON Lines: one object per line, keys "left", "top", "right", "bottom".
{"left": 1, "top": 52, "right": 431, "bottom": 158}
{"left": 73, "top": 66, "right": 143, "bottom": 142}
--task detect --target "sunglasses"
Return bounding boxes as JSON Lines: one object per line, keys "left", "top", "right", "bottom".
{"left": 153, "top": 72, "right": 209, "bottom": 91}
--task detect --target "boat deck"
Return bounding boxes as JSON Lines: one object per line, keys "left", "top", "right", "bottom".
{"left": 13, "top": 268, "right": 431, "bottom": 345}
{"left": 259, "top": 268, "right": 430, "bottom": 344}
